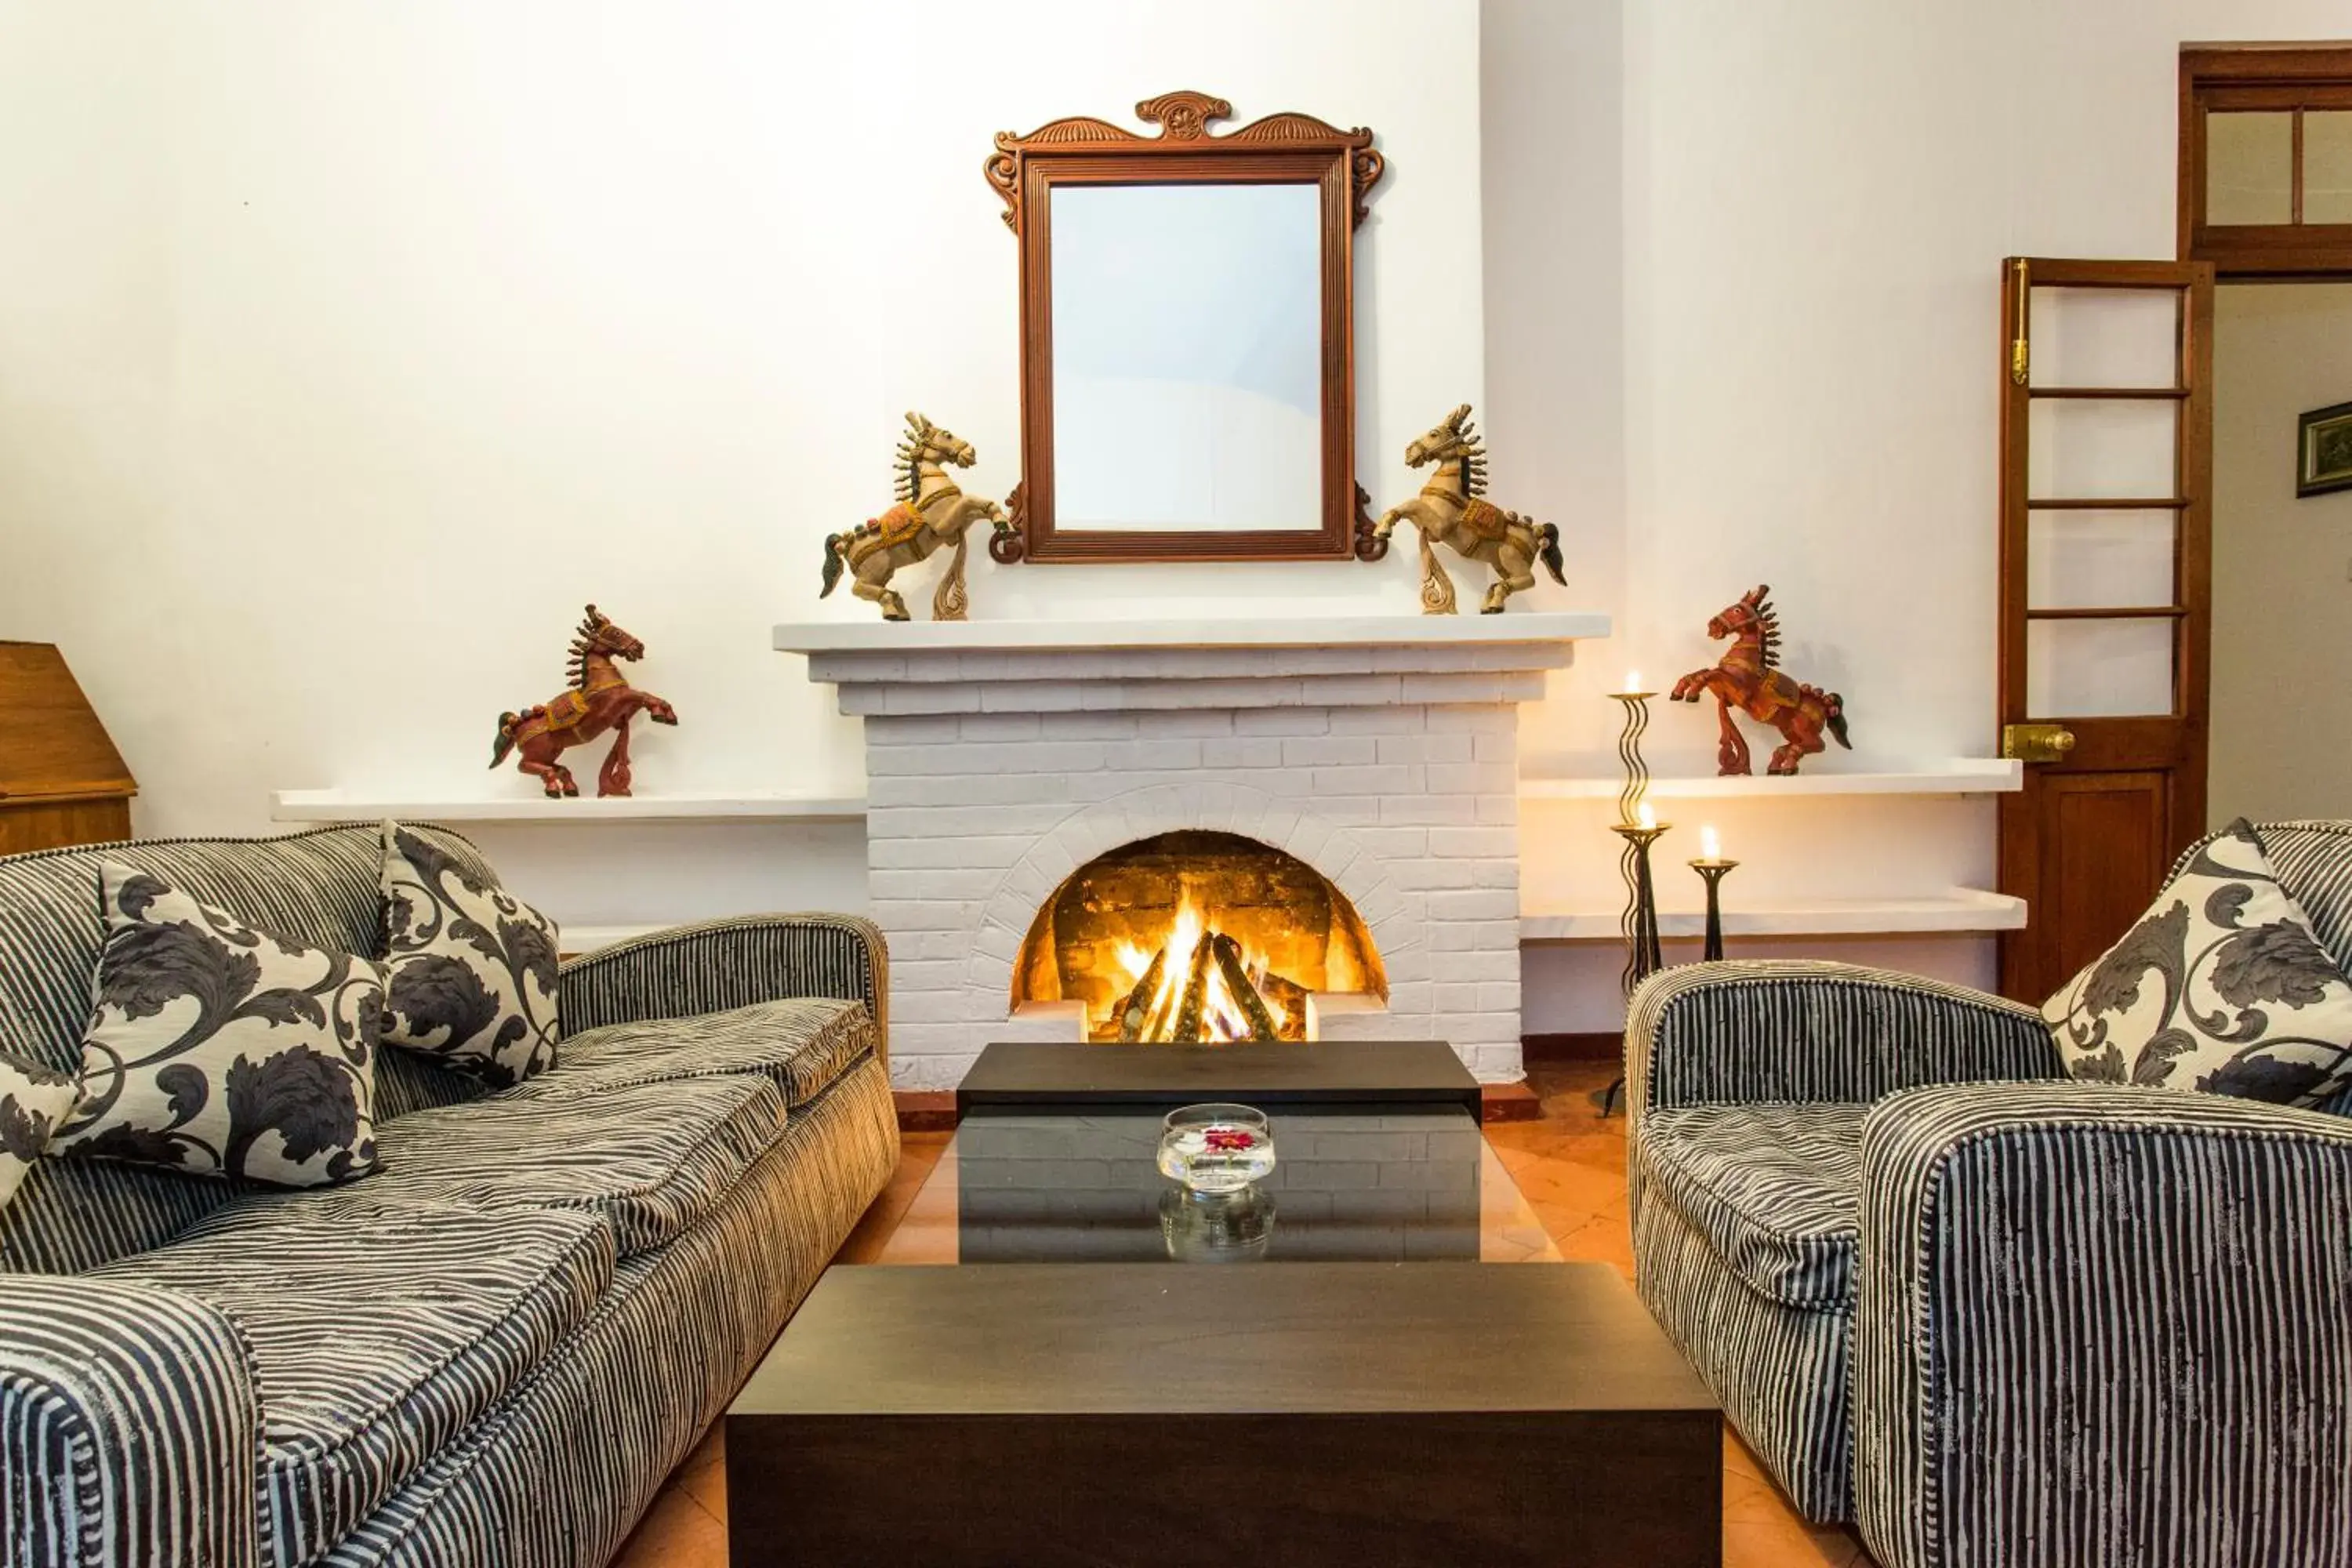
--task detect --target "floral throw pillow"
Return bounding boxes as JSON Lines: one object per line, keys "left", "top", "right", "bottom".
{"left": 2043, "top": 819, "right": 2352, "bottom": 1107}
{"left": 0, "top": 1052, "right": 79, "bottom": 1214}
{"left": 52, "top": 864, "right": 383, "bottom": 1186}
{"left": 379, "top": 823, "right": 559, "bottom": 1087}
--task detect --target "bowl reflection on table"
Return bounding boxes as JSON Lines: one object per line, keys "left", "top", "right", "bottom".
{"left": 1160, "top": 1184, "right": 1276, "bottom": 1262}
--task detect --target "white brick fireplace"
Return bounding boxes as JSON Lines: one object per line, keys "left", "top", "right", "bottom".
{"left": 775, "top": 616, "right": 1608, "bottom": 1091}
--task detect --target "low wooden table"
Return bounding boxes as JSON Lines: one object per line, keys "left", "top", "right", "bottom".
{"left": 726, "top": 1044, "right": 1722, "bottom": 1566}
{"left": 730, "top": 1264, "right": 1719, "bottom": 1566}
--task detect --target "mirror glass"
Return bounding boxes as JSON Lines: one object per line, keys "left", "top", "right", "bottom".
{"left": 1050, "top": 183, "right": 1323, "bottom": 532}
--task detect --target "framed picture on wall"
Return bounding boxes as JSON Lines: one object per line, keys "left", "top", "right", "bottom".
{"left": 2298, "top": 400, "right": 2352, "bottom": 499}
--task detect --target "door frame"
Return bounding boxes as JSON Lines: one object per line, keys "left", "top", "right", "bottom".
{"left": 2180, "top": 45, "right": 2352, "bottom": 277}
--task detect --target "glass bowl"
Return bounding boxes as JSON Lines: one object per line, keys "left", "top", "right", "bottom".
{"left": 1156, "top": 1102, "right": 1276, "bottom": 1195}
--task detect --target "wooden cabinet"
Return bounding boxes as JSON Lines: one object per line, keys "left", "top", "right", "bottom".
{"left": 0, "top": 642, "right": 136, "bottom": 856}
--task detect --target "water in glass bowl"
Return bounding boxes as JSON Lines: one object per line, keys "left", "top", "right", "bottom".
{"left": 1156, "top": 1102, "right": 1276, "bottom": 1194}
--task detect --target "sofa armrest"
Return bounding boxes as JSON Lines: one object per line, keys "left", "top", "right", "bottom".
{"left": 0, "top": 1274, "right": 260, "bottom": 1568}
{"left": 1626, "top": 960, "right": 2059, "bottom": 1116}
{"left": 1854, "top": 1082, "right": 2352, "bottom": 1568}
{"left": 560, "top": 913, "right": 889, "bottom": 1062}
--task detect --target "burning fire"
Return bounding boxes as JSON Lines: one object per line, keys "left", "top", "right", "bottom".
{"left": 1107, "top": 891, "right": 1298, "bottom": 1043}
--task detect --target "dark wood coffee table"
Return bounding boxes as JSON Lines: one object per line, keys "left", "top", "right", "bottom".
{"left": 726, "top": 1044, "right": 1722, "bottom": 1566}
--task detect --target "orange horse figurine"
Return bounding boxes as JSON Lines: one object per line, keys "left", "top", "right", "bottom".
{"left": 489, "top": 605, "right": 678, "bottom": 798}
{"left": 1671, "top": 585, "right": 1850, "bottom": 776}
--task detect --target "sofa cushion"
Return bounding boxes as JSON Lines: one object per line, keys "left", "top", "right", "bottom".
{"left": 0, "top": 1051, "right": 77, "bottom": 1216}
{"left": 2045, "top": 819, "right": 2352, "bottom": 1108}
{"left": 53, "top": 862, "right": 384, "bottom": 1188}
{"left": 531, "top": 997, "right": 874, "bottom": 1108}
{"left": 91, "top": 1199, "right": 613, "bottom": 1568}
{"left": 354, "top": 1076, "right": 788, "bottom": 1254}
{"left": 0, "top": 826, "right": 498, "bottom": 1272}
{"left": 379, "top": 824, "right": 561, "bottom": 1088}
{"left": 1638, "top": 1101, "right": 1865, "bottom": 1311}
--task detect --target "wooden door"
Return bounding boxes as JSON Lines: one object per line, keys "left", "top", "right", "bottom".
{"left": 1997, "top": 257, "right": 2214, "bottom": 1000}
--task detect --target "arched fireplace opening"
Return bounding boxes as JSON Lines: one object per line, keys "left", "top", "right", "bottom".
{"left": 1013, "top": 829, "right": 1387, "bottom": 1043}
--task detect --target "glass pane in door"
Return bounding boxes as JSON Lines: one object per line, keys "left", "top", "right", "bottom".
{"left": 2028, "top": 288, "right": 2178, "bottom": 389}
{"left": 2027, "top": 618, "right": 2176, "bottom": 717}
{"left": 2307, "top": 111, "right": 2352, "bottom": 224}
{"left": 2026, "top": 401, "right": 2176, "bottom": 500}
{"left": 2028, "top": 510, "right": 2176, "bottom": 609}
{"left": 2207, "top": 111, "right": 2295, "bottom": 225}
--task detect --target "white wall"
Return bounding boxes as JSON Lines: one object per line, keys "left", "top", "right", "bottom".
{"left": 1487, "top": 0, "right": 2352, "bottom": 1029}
{"left": 11, "top": 0, "right": 2352, "bottom": 1035}
{"left": 0, "top": 0, "right": 1482, "bottom": 931}
{"left": 2210, "top": 283, "right": 2352, "bottom": 825}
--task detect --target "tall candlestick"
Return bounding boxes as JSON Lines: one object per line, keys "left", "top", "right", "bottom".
{"left": 1609, "top": 681, "right": 1659, "bottom": 996}
{"left": 1610, "top": 816, "right": 1671, "bottom": 992}
{"left": 1601, "top": 679, "right": 1663, "bottom": 1120}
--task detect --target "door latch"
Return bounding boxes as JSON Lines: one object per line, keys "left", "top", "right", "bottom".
{"left": 2002, "top": 723, "right": 2078, "bottom": 763}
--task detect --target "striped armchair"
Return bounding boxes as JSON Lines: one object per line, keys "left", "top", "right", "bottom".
{"left": 1627, "top": 820, "right": 2352, "bottom": 1568}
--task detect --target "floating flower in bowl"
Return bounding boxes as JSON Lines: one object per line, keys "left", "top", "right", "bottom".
{"left": 1156, "top": 1103, "right": 1277, "bottom": 1195}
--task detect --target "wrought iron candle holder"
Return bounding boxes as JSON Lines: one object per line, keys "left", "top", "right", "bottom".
{"left": 1690, "top": 856, "right": 1739, "bottom": 963}
{"left": 1611, "top": 815, "right": 1670, "bottom": 987}
{"left": 1599, "top": 681, "right": 1665, "bottom": 1119}
{"left": 1608, "top": 683, "right": 1658, "bottom": 997}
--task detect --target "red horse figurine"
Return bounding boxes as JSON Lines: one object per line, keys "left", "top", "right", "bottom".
{"left": 1671, "top": 585, "right": 1850, "bottom": 776}
{"left": 489, "top": 605, "right": 678, "bottom": 798}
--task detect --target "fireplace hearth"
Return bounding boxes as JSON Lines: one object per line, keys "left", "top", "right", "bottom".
{"left": 1016, "top": 830, "right": 1385, "bottom": 1043}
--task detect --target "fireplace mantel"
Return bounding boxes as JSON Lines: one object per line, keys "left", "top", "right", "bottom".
{"left": 776, "top": 612, "right": 1610, "bottom": 720}
{"left": 775, "top": 612, "right": 1610, "bottom": 655}
{"left": 778, "top": 610, "right": 1612, "bottom": 1091}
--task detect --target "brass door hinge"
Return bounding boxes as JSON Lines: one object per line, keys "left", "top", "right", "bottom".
{"left": 2002, "top": 722, "right": 2077, "bottom": 763}
{"left": 2009, "top": 259, "right": 2031, "bottom": 387}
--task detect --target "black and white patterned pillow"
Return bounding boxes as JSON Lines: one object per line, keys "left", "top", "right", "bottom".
{"left": 2044, "top": 819, "right": 2352, "bottom": 1106}
{"left": 0, "top": 1052, "right": 78, "bottom": 1214}
{"left": 52, "top": 863, "right": 383, "bottom": 1186}
{"left": 379, "top": 822, "right": 559, "bottom": 1087}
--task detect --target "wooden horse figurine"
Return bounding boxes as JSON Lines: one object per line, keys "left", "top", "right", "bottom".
{"left": 1671, "top": 585, "right": 1851, "bottom": 775}
{"left": 819, "top": 412, "right": 1014, "bottom": 622}
{"left": 489, "top": 605, "right": 679, "bottom": 798}
{"left": 1372, "top": 404, "right": 1565, "bottom": 614}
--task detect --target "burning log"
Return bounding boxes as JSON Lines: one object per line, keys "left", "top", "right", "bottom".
{"left": 1210, "top": 932, "right": 1283, "bottom": 1041}
{"left": 1169, "top": 932, "right": 1215, "bottom": 1043}
{"left": 1257, "top": 970, "right": 1311, "bottom": 1040}
{"left": 1118, "top": 946, "right": 1168, "bottom": 1042}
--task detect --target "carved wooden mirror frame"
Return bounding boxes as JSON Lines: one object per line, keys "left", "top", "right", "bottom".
{"left": 985, "top": 91, "right": 1385, "bottom": 564}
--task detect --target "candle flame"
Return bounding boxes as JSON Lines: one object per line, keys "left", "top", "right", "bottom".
{"left": 1637, "top": 801, "right": 1656, "bottom": 829}
{"left": 1700, "top": 825, "right": 1721, "bottom": 860}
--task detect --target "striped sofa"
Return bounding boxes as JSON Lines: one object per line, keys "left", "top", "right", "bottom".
{"left": 1628, "top": 819, "right": 2352, "bottom": 1568}
{"left": 0, "top": 825, "right": 900, "bottom": 1568}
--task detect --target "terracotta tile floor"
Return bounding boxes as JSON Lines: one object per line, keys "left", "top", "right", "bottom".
{"left": 612, "top": 1060, "right": 1877, "bottom": 1568}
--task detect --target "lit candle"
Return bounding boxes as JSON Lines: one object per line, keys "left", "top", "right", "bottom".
{"left": 1637, "top": 800, "right": 1656, "bottom": 829}
{"left": 1621, "top": 670, "right": 1643, "bottom": 696}
{"left": 1700, "top": 825, "right": 1721, "bottom": 862}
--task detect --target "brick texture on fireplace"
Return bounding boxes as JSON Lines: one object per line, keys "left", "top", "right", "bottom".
{"left": 777, "top": 619, "right": 1604, "bottom": 1092}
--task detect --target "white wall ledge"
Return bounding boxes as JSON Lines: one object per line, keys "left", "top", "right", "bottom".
{"left": 1519, "top": 757, "right": 2021, "bottom": 800}
{"left": 1519, "top": 887, "right": 2026, "bottom": 941}
{"left": 270, "top": 789, "right": 868, "bottom": 826}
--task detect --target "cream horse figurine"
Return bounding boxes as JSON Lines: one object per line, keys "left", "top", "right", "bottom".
{"left": 1373, "top": 404, "right": 1565, "bottom": 614}
{"left": 820, "top": 412, "right": 1014, "bottom": 621}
